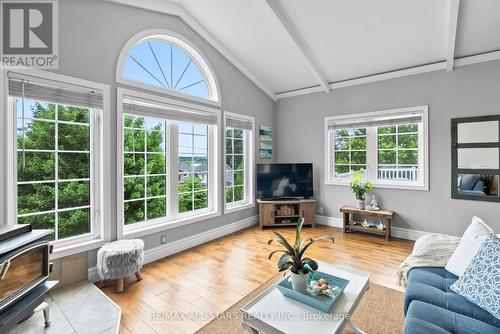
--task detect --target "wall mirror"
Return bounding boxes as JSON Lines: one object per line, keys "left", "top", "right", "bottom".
{"left": 452, "top": 116, "right": 500, "bottom": 202}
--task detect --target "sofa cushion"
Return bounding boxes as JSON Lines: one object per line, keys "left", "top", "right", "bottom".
{"left": 445, "top": 216, "right": 493, "bottom": 276}
{"left": 473, "top": 180, "right": 485, "bottom": 192}
{"left": 405, "top": 267, "right": 500, "bottom": 327}
{"left": 404, "top": 300, "right": 500, "bottom": 334}
{"left": 451, "top": 234, "right": 500, "bottom": 320}
{"left": 459, "top": 175, "right": 480, "bottom": 190}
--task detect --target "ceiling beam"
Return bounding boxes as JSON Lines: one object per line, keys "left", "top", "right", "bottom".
{"left": 104, "top": 0, "right": 277, "bottom": 101}
{"left": 276, "top": 49, "right": 500, "bottom": 100}
{"left": 446, "top": 0, "right": 461, "bottom": 71}
{"left": 264, "top": 0, "right": 330, "bottom": 93}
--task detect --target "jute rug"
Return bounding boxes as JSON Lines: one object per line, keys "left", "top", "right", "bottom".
{"left": 195, "top": 274, "right": 404, "bottom": 334}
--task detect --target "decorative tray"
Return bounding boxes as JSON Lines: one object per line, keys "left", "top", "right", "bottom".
{"left": 276, "top": 271, "right": 349, "bottom": 312}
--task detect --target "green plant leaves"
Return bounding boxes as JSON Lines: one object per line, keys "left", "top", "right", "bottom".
{"left": 299, "top": 235, "right": 335, "bottom": 259}
{"left": 268, "top": 249, "right": 288, "bottom": 260}
{"left": 271, "top": 230, "right": 296, "bottom": 256}
{"left": 278, "top": 253, "right": 294, "bottom": 272}
{"left": 295, "top": 218, "right": 304, "bottom": 250}
{"left": 302, "top": 258, "right": 319, "bottom": 272}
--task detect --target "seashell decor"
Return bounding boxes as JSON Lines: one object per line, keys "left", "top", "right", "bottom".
{"left": 309, "top": 278, "right": 333, "bottom": 296}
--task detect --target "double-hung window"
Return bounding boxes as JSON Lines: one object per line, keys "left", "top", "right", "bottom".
{"left": 6, "top": 71, "right": 108, "bottom": 248}
{"left": 224, "top": 112, "right": 255, "bottom": 212}
{"left": 325, "top": 106, "right": 429, "bottom": 190}
{"left": 118, "top": 88, "right": 219, "bottom": 237}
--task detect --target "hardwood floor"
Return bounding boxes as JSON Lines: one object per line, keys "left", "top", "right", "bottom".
{"left": 101, "top": 225, "right": 414, "bottom": 334}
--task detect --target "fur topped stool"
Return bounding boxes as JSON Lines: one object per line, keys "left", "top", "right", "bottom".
{"left": 97, "top": 239, "right": 144, "bottom": 293}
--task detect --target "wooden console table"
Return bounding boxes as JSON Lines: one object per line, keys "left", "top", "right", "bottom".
{"left": 340, "top": 206, "right": 394, "bottom": 240}
{"left": 257, "top": 199, "right": 316, "bottom": 229}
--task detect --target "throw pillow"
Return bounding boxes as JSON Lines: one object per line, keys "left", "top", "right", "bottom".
{"left": 445, "top": 216, "right": 494, "bottom": 276}
{"left": 450, "top": 234, "right": 500, "bottom": 320}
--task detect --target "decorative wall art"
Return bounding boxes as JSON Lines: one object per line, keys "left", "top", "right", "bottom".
{"left": 260, "top": 125, "right": 273, "bottom": 158}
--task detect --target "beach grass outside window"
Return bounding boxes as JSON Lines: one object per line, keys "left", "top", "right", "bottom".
{"left": 325, "top": 106, "right": 428, "bottom": 190}
{"left": 7, "top": 71, "right": 107, "bottom": 248}
{"left": 224, "top": 112, "right": 255, "bottom": 212}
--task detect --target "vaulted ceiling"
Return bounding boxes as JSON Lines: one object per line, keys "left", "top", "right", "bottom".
{"left": 111, "top": 0, "right": 500, "bottom": 100}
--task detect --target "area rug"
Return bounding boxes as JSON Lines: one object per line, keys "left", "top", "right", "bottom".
{"left": 195, "top": 274, "right": 404, "bottom": 334}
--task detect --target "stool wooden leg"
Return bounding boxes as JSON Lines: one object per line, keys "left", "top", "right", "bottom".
{"left": 135, "top": 271, "right": 143, "bottom": 281}
{"left": 116, "top": 278, "right": 124, "bottom": 293}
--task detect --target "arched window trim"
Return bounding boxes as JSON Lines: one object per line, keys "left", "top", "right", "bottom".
{"left": 116, "top": 29, "right": 221, "bottom": 106}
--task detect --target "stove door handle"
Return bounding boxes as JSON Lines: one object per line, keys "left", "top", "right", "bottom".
{"left": 0, "top": 260, "right": 11, "bottom": 280}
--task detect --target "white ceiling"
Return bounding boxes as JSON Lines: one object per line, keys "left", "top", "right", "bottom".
{"left": 455, "top": 0, "right": 500, "bottom": 57}
{"left": 120, "top": 0, "right": 500, "bottom": 99}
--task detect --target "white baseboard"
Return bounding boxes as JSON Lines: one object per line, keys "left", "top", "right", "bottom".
{"left": 315, "top": 215, "right": 343, "bottom": 228}
{"left": 315, "top": 215, "right": 428, "bottom": 241}
{"left": 391, "top": 226, "right": 428, "bottom": 241}
{"left": 88, "top": 215, "right": 258, "bottom": 282}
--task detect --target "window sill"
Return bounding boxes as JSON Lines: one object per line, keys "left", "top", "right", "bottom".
{"left": 325, "top": 180, "right": 429, "bottom": 191}
{"left": 121, "top": 210, "right": 221, "bottom": 239}
{"left": 51, "top": 238, "right": 107, "bottom": 260}
{"left": 224, "top": 201, "right": 255, "bottom": 214}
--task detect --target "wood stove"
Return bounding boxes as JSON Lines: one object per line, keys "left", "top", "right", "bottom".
{"left": 0, "top": 225, "right": 57, "bottom": 331}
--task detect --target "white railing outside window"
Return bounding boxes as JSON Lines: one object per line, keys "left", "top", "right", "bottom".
{"left": 378, "top": 166, "right": 418, "bottom": 181}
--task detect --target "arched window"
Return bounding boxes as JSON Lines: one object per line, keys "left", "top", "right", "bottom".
{"left": 117, "top": 31, "right": 219, "bottom": 103}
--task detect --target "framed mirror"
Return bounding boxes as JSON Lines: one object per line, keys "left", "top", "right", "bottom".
{"left": 451, "top": 116, "right": 500, "bottom": 202}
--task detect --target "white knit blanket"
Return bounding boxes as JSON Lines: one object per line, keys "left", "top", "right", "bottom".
{"left": 397, "top": 233, "right": 460, "bottom": 287}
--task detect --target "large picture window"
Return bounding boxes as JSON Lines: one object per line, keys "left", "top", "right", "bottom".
{"left": 117, "top": 31, "right": 219, "bottom": 103}
{"left": 7, "top": 71, "right": 107, "bottom": 247}
{"left": 118, "top": 89, "right": 219, "bottom": 237}
{"left": 16, "top": 99, "right": 92, "bottom": 240}
{"left": 332, "top": 128, "right": 367, "bottom": 180}
{"left": 377, "top": 124, "right": 419, "bottom": 181}
{"left": 325, "top": 106, "right": 428, "bottom": 190}
{"left": 224, "top": 112, "right": 255, "bottom": 212}
{"left": 225, "top": 127, "right": 245, "bottom": 203}
{"left": 123, "top": 115, "right": 168, "bottom": 225}
{"left": 178, "top": 122, "right": 209, "bottom": 213}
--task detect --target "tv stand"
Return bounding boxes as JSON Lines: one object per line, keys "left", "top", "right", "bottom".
{"left": 257, "top": 199, "right": 316, "bottom": 229}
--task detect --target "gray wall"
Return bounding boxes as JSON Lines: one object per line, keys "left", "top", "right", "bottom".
{"left": 50, "top": 0, "right": 274, "bottom": 266}
{"left": 275, "top": 60, "right": 500, "bottom": 236}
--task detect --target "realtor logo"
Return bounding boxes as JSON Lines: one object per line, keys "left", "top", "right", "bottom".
{"left": 1, "top": 0, "right": 58, "bottom": 68}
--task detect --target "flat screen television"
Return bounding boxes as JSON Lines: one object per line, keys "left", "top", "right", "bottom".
{"left": 256, "top": 163, "right": 313, "bottom": 199}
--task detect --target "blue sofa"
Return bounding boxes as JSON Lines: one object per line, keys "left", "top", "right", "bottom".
{"left": 457, "top": 175, "right": 486, "bottom": 196}
{"left": 403, "top": 267, "right": 500, "bottom": 333}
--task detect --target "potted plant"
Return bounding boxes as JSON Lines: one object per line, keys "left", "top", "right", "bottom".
{"left": 268, "top": 218, "right": 334, "bottom": 293}
{"left": 350, "top": 170, "right": 372, "bottom": 210}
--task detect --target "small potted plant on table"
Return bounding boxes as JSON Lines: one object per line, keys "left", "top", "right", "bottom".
{"left": 350, "top": 170, "right": 372, "bottom": 210}
{"left": 268, "top": 218, "right": 334, "bottom": 293}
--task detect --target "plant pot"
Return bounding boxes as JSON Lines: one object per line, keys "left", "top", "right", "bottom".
{"left": 290, "top": 271, "right": 308, "bottom": 294}
{"left": 356, "top": 199, "right": 366, "bottom": 210}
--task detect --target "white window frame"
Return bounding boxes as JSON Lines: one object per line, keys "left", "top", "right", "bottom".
{"left": 223, "top": 112, "right": 255, "bottom": 213}
{"left": 324, "top": 105, "right": 429, "bottom": 191}
{"left": 2, "top": 69, "right": 112, "bottom": 258}
{"left": 115, "top": 29, "right": 221, "bottom": 107}
{"left": 117, "top": 88, "right": 220, "bottom": 239}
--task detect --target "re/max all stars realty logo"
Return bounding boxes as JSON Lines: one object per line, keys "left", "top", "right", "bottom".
{"left": 1, "top": 0, "right": 58, "bottom": 68}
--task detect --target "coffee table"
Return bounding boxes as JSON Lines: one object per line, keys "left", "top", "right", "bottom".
{"left": 240, "top": 261, "right": 369, "bottom": 334}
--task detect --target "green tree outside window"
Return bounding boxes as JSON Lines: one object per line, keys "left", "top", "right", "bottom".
{"left": 16, "top": 99, "right": 92, "bottom": 240}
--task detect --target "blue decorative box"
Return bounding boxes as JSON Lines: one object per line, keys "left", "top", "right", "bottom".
{"left": 276, "top": 271, "right": 349, "bottom": 312}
